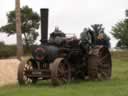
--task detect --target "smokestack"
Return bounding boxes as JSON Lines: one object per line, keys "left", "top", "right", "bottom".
{"left": 40, "top": 9, "right": 49, "bottom": 44}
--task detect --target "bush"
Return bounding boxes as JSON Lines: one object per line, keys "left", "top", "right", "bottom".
{"left": 0, "top": 45, "right": 16, "bottom": 58}
{"left": 111, "top": 50, "right": 128, "bottom": 61}
{"left": 0, "top": 44, "right": 37, "bottom": 58}
{"left": 0, "top": 42, "right": 5, "bottom": 46}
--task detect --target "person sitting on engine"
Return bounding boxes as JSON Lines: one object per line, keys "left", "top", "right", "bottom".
{"left": 80, "top": 28, "right": 94, "bottom": 53}
{"left": 49, "top": 27, "right": 66, "bottom": 46}
{"left": 96, "top": 32, "right": 110, "bottom": 48}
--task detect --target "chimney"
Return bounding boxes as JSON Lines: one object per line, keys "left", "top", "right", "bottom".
{"left": 40, "top": 9, "right": 49, "bottom": 44}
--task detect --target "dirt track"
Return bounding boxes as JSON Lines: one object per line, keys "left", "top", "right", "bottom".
{"left": 0, "top": 59, "right": 20, "bottom": 86}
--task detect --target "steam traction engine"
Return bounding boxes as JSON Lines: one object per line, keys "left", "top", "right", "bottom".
{"left": 17, "top": 9, "right": 112, "bottom": 85}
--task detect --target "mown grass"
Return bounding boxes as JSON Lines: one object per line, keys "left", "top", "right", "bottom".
{"left": 0, "top": 51, "right": 128, "bottom": 96}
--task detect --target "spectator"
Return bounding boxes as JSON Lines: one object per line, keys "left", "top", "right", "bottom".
{"left": 96, "top": 33, "right": 110, "bottom": 48}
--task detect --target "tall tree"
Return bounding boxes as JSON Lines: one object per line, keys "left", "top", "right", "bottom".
{"left": 91, "top": 24, "right": 104, "bottom": 36}
{"left": 15, "top": 0, "right": 23, "bottom": 59}
{"left": 111, "top": 19, "right": 128, "bottom": 48}
{"left": 0, "top": 5, "right": 40, "bottom": 47}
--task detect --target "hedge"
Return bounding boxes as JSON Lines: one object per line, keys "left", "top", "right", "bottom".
{"left": 0, "top": 45, "right": 16, "bottom": 58}
{"left": 0, "top": 44, "right": 35, "bottom": 58}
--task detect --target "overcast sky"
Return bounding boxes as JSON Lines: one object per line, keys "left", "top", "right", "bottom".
{"left": 0, "top": 0, "right": 128, "bottom": 47}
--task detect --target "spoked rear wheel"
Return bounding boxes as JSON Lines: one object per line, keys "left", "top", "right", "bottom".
{"left": 50, "top": 58, "right": 71, "bottom": 86}
{"left": 88, "top": 46, "right": 112, "bottom": 80}
{"left": 17, "top": 60, "right": 37, "bottom": 85}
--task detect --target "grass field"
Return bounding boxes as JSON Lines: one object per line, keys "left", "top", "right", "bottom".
{"left": 0, "top": 51, "right": 128, "bottom": 96}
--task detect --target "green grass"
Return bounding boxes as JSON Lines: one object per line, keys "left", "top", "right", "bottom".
{"left": 0, "top": 51, "right": 128, "bottom": 96}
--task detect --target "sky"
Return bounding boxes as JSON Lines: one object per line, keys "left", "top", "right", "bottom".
{"left": 0, "top": 0, "right": 128, "bottom": 47}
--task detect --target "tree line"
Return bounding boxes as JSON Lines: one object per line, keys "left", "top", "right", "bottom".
{"left": 0, "top": 5, "right": 128, "bottom": 48}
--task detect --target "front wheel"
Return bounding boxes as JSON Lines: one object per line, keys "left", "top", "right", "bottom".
{"left": 17, "top": 60, "right": 37, "bottom": 85}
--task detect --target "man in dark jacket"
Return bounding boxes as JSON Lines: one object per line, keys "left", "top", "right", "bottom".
{"left": 96, "top": 33, "right": 110, "bottom": 48}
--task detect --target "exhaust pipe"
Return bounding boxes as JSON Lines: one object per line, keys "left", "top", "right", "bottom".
{"left": 40, "top": 8, "right": 49, "bottom": 44}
